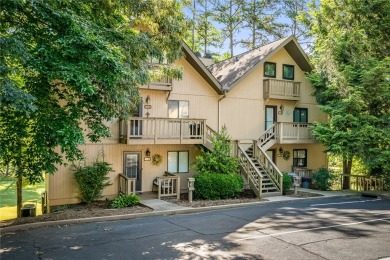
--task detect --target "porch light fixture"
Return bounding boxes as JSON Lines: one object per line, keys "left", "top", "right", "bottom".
{"left": 279, "top": 147, "right": 284, "bottom": 154}
{"left": 145, "top": 95, "right": 151, "bottom": 118}
{"left": 278, "top": 104, "right": 284, "bottom": 115}
{"left": 145, "top": 148, "right": 151, "bottom": 157}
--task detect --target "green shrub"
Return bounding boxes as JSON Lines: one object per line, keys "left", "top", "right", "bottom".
{"left": 312, "top": 168, "right": 337, "bottom": 190}
{"left": 193, "top": 126, "right": 238, "bottom": 175}
{"left": 194, "top": 173, "right": 243, "bottom": 200}
{"left": 73, "top": 161, "right": 112, "bottom": 203}
{"left": 111, "top": 194, "right": 140, "bottom": 208}
{"left": 282, "top": 173, "right": 292, "bottom": 195}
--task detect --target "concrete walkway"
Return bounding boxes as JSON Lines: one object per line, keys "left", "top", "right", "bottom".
{"left": 138, "top": 188, "right": 361, "bottom": 211}
{"left": 141, "top": 199, "right": 189, "bottom": 211}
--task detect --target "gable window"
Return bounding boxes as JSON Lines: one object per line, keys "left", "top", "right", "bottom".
{"left": 168, "top": 151, "right": 189, "bottom": 173}
{"left": 293, "top": 108, "right": 308, "bottom": 123}
{"left": 168, "top": 100, "right": 189, "bottom": 118}
{"left": 283, "top": 64, "right": 294, "bottom": 80}
{"left": 264, "top": 62, "right": 276, "bottom": 78}
{"left": 293, "top": 149, "right": 307, "bottom": 167}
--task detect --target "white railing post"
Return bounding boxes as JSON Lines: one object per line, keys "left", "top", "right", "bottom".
{"left": 297, "top": 123, "right": 300, "bottom": 141}
{"left": 280, "top": 123, "right": 284, "bottom": 143}
{"left": 180, "top": 119, "right": 183, "bottom": 144}
{"left": 258, "top": 176, "right": 262, "bottom": 199}
{"left": 154, "top": 118, "right": 157, "bottom": 143}
{"left": 177, "top": 176, "right": 180, "bottom": 199}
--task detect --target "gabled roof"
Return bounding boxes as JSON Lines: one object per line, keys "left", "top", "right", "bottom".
{"left": 181, "top": 42, "right": 224, "bottom": 95}
{"left": 207, "top": 36, "right": 313, "bottom": 91}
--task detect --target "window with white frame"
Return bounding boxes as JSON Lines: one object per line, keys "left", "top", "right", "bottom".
{"left": 293, "top": 149, "right": 307, "bottom": 167}
{"left": 167, "top": 151, "right": 189, "bottom": 173}
{"left": 168, "top": 100, "right": 189, "bottom": 118}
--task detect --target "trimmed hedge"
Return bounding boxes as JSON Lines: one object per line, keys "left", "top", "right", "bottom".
{"left": 193, "top": 173, "right": 243, "bottom": 200}
{"left": 312, "top": 168, "right": 337, "bottom": 190}
{"left": 282, "top": 173, "right": 292, "bottom": 195}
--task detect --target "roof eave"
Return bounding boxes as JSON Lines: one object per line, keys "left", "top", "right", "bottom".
{"left": 181, "top": 43, "right": 224, "bottom": 95}
{"left": 224, "top": 36, "right": 313, "bottom": 91}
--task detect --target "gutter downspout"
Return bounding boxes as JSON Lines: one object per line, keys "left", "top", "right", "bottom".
{"left": 218, "top": 90, "right": 227, "bottom": 131}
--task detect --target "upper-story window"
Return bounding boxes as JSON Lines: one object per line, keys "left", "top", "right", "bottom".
{"left": 293, "top": 108, "right": 308, "bottom": 123}
{"left": 264, "top": 62, "right": 276, "bottom": 78}
{"left": 168, "top": 100, "right": 189, "bottom": 118}
{"left": 283, "top": 64, "right": 294, "bottom": 80}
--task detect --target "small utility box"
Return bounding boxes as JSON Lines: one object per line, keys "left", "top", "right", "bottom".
{"left": 187, "top": 178, "right": 195, "bottom": 203}
{"left": 21, "top": 203, "right": 36, "bottom": 217}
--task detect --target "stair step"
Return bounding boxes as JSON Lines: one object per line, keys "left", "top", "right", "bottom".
{"left": 260, "top": 191, "right": 282, "bottom": 197}
{"left": 262, "top": 188, "right": 279, "bottom": 192}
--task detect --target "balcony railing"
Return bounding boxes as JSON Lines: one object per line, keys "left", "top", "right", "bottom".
{"left": 125, "top": 117, "right": 205, "bottom": 144}
{"left": 276, "top": 122, "right": 315, "bottom": 143}
{"left": 263, "top": 79, "right": 301, "bottom": 100}
{"left": 139, "top": 76, "right": 172, "bottom": 91}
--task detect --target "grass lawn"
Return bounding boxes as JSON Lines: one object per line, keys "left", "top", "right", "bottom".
{"left": 0, "top": 178, "right": 45, "bottom": 221}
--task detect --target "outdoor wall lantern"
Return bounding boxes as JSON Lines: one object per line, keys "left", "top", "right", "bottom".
{"left": 278, "top": 104, "right": 284, "bottom": 115}
{"left": 145, "top": 95, "right": 152, "bottom": 118}
{"left": 145, "top": 148, "right": 151, "bottom": 157}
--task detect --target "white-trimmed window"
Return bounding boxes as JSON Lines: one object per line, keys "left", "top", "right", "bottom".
{"left": 168, "top": 100, "right": 189, "bottom": 118}
{"left": 168, "top": 151, "right": 189, "bottom": 173}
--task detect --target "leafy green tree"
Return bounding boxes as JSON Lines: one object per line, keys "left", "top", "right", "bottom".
{"left": 240, "top": 0, "right": 285, "bottom": 49}
{"left": 183, "top": 0, "right": 203, "bottom": 53}
{"left": 281, "top": 0, "right": 311, "bottom": 48}
{"left": 193, "top": 126, "right": 238, "bottom": 175}
{"left": 0, "top": 0, "right": 186, "bottom": 216}
{"left": 213, "top": 52, "right": 232, "bottom": 63}
{"left": 307, "top": 0, "right": 390, "bottom": 188}
{"left": 213, "top": 0, "right": 245, "bottom": 57}
{"left": 194, "top": 0, "right": 223, "bottom": 56}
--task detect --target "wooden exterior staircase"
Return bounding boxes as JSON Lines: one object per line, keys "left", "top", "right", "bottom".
{"left": 204, "top": 125, "right": 283, "bottom": 198}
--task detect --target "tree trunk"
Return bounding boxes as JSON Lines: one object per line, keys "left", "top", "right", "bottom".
{"left": 192, "top": 0, "right": 196, "bottom": 50}
{"left": 342, "top": 158, "right": 352, "bottom": 190}
{"left": 16, "top": 168, "right": 23, "bottom": 218}
{"left": 229, "top": 1, "right": 234, "bottom": 57}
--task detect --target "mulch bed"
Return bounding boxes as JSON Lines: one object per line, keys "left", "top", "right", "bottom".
{"left": 0, "top": 201, "right": 152, "bottom": 228}
{"left": 285, "top": 190, "right": 324, "bottom": 198}
{"left": 162, "top": 189, "right": 267, "bottom": 208}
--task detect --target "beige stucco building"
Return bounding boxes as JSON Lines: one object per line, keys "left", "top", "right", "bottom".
{"left": 48, "top": 36, "right": 328, "bottom": 205}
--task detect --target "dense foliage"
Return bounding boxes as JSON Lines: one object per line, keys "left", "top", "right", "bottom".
{"left": 282, "top": 173, "right": 292, "bottom": 195}
{"left": 312, "top": 168, "right": 337, "bottom": 191}
{"left": 193, "top": 126, "right": 238, "bottom": 175}
{"left": 0, "top": 0, "right": 186, "bottom": 216}
{"left": 184, "top": 0, "right": 310, "bottom": 56}
{"left": 307, "top": 0, "right": 390, "bottom": 182}
{"left": 193, "top": 173, "right": 243, "bottom": 200}
{"left": 73, "top": 161, "right": 112, "bottom": 204}
{"left": 111, "top": 194, "right": 140, "bottom": 209}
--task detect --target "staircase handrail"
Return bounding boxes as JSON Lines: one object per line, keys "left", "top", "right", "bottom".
{"left": 206, "top": 125, "right": 217, "bottom": 140}
{"left": 238, "top": 144, "right": 263, "bottom": 197}
{"left": 254, "top": 142, "right": 283, "bottom": 191}
{"left": 257, "top": 123, "right": 276, "bottom": 147}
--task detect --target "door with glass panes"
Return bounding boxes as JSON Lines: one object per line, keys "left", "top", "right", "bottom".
{"left": 123, "top": 152, "right": 142, "bottom": 192}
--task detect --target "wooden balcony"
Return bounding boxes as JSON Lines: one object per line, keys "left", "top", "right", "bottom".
{"left": 123, "top": 117, "right": 206, "bottom": 145}
{"left": 139, "top": 76, "right": 172, "bottom": 91}
{"left": 276, "top": 122, "right": 315, "bottom": 144}
{"left": 263, "top": 79, "right": 301, "bottom": 100}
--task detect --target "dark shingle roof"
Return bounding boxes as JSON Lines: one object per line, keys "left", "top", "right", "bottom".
{"left": 207, "top": 36, "right": 312, "bottom": 91}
